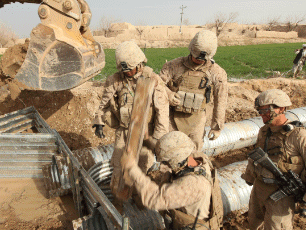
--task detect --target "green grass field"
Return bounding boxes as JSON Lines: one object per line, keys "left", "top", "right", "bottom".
{"left": 1, "top": 42, "right": 304, "bottom": 81}
{"left": 95, "top": 42, "right": 304, "bottom": 81}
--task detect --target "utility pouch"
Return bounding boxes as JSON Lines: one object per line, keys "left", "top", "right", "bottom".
{"left": 175, "top": 91, "right": 206, "bottom": 114}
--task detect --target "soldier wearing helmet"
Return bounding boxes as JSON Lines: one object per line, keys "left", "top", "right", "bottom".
{"left": 159, "top": 30, "right": 228, "bottom": 152}
{"left": 121, "top": 131, "right": 223, "bottom": 229}
{"left": 242, "top": 89, "right": 306, "bottom": 230}
{"left": 92, "top": 41, "right": 169, "bottom": 197}
{"left": 292, "top": 44, "right": 306, "bottom": 78}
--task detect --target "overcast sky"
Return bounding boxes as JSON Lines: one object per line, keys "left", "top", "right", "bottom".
{"left": 0, "top": 0, "right": 306, "bottom": 38}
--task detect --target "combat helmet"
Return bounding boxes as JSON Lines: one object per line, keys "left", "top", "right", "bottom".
{"left": 255, "top": 89, "right": 292, "bottom": 108}
{"left": 155, "top": 131, "right": 195, "bottom": 171}
{"left": 188, "top": 30, "right": 218, "bottom": 61}
{"left": 115, "top": 41, "right": 147, "bottom": 72}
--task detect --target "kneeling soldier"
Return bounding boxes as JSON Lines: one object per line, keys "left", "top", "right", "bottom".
{"left": 122, "top": 131, "right": 223, "bottom": 230}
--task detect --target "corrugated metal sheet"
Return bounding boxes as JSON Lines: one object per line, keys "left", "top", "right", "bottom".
{"left": 0, "top": 107, "right": 57, "bottom": 178}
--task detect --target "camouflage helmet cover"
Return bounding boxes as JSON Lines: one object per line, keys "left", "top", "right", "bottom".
{"left": 115, "top": 41, "right": 147, "bottom": 72}
{"left": 155, "top": 131, "right": 195, "bottom": 170}
{"left": 188, "top": 30, "right": 218, "bottom": 60}
{"left": 255, "top": 89, "right": 292, "bottom": 108}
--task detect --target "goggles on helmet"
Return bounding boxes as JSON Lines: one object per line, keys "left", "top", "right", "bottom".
{"left": 121, "top": 62, "right": 132, "bottom": 72}
{"left": 196, "top": 51, "right": 207, "bottom": 60}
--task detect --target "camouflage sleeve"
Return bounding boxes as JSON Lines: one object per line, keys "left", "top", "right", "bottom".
{"left": 159, "top": 61, "right": 174, "bottom": 84}
{"left": 211, "top": 64, "right": 228, "bottom": 131}
{"left": 128, "top": 166, "right": 207, "bottom": 211}
{"left": 93, "top": 74, "right": 119, "bottom": 125}
{"left": 287, "top": 128, "right": 306, "bottom": 168}
{"left": 152, "top": 74, "right": 169, "bottom": 139}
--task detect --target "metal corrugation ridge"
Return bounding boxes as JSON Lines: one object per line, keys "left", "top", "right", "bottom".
{"left": 0, "top": 107, "right": 57, "bottom": 178}
{"left": 218, "top": 161, "right": 252, "bottom": 216}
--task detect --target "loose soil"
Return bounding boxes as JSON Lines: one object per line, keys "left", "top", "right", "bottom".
{"left": 2, "top": 46, "right": 306, "bottom": 229}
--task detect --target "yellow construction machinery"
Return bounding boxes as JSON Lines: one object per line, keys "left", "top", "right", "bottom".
{"left": 1, "top": 0, "right": 105, "bottom": 91}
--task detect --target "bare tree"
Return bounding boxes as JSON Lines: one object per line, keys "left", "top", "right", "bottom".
{"left": 285, "top": 15, "right": 306, "bottom": 31}
{"left": 135, "top": 21, "right": 146, "bottom": 40}
{"left": 0, "top": 22, "right": 18, "bottom": 47}
{"left": 214, "top": 12, "right": 239, "bottom": 36}
{"left": 266, "top": 16, "right": 281, "bottom": 31}
{"left": 183, "top": 18, "right": 191, "bottom": 26}
{"left": 96, "top": 16, "right": 121, "bottom": 37}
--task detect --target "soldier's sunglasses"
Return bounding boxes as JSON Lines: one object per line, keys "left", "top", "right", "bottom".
{"left": 257, "top": 108, "right": 271, "bottom": 115}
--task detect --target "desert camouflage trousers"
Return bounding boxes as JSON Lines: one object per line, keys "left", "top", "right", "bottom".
{"left": 110, "top": 127, "right": 155, "bottom": 196}
{"left": 248, "top": 179, "right": 295, "bottom": 230}
{"left": 169, "top": 109, "right": 206, "bottom": 151}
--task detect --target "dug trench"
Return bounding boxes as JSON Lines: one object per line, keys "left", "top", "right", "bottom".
{"left": 1, "top": 60, "right": 306, "bottom": 228}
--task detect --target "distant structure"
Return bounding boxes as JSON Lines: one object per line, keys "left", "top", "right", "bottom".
{"left": 179, "top": 5, "right": 187, "bottom": 33}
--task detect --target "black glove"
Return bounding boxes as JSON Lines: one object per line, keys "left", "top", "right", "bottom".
{"left": 92, "top": 124, "right": 105, "bottom": 138}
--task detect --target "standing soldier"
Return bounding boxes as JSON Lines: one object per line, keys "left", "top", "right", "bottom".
{"left": 121, "top": 131, "right": 223, "bottom": 230}
{"left": 242, "top": 89, "right": 306, "bottom": 230}
{"left": 92, "top": 41, "right": 169, "bottom": 197}
{"left": 292, "top": 44, "right": 306, "bottom": 78}
{"left": 159, "top": 30, "right": 228, "bottom": 151}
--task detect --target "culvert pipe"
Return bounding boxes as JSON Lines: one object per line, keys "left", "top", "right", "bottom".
{"left": 46, "top": 144, "right": 252, "bottom": 217}
{"left": 202, "top": 107, "right": 306, "bottom": 156}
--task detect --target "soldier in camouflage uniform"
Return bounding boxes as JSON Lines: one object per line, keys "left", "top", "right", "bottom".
{"left": 121, "top": 131, "right": 223, "bottom": 230}
{"left": 242, "top": 89, "right": 306, "bottom": 230}
{"left": 93, "top": 41, "right": 169, "bottom": 197}
{"left": 159, "top": 30, "right": 228, "bottom": 151}
{"left": 292, "top": 44, "right": 306, "bottom": 78}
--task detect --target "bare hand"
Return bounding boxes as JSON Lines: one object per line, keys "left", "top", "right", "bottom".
{"left": 208, "top": 130, "right": 221, "bottom": 140}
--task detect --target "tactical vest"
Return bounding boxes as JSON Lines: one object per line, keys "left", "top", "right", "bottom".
{"left": 254, "top": 122, "right": 306, "bottom": 182}
{"left": 172, "top": 63, "right": 213, "bottom": 114}
{"left": 118, "top": 68, "right": 155, "bottom": 128}
{"left": 169, "top": 166, "right": 223, "bottom": 230}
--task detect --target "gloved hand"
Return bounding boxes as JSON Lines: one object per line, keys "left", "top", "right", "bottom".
{"left": 92, "top": 124, "right": 105, "bottom": 138}
{"left": 121, "top": 153, "right": 137, "bottom": 172}
{"left": 121, "top": 153, "right": 137, "bottom": 186}
{"left": 208, "top": 129, "right": 221, "bottom": 140}
{"left": 145, "top": 136, "right": 158, "bottom": 151}
{"left": 169, "top": 92, "right": 181, "bottom": 106}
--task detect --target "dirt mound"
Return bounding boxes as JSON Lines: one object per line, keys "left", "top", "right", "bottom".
{"left": 0, "top": 40, "right": 29, "bottom": 79}
{"left": 1, "top": 76, "right": 306, "bottom": 229}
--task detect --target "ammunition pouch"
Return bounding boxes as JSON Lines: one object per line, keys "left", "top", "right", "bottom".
{"left": 118, "top": 84, "right": 134, "bottom": 128}
{"left": 102, "top": 97, "right": 120, "bottom": 129}
{"left": 175, "top": 91, "right": 206, "bottom": 114}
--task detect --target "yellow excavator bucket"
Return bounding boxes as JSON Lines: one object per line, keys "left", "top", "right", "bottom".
{"left": 15, "top": 0, "right": 105, "bottom": 91}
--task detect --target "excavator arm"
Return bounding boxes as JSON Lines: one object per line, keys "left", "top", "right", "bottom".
{"left": 0, "top": 0, "right": 105, "bottom": 91}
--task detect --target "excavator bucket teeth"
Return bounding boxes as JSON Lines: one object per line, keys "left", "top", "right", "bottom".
{"left": 15, "top": 23, "right": 105, "bottom": 91}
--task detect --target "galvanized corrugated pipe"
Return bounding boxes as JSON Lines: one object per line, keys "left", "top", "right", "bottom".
{"left": 203, "top": 107, "right": 306, "bottom": 156}
{"left": 48, "top": 144, "right": 252, "bottom": 217}
{"left": 46, "top": 106, "right": 306, "bottom": 217}
{"left": 44, "top": 144, "right": 114, "bottom": 198}
{"left": 217, "top": 161, "right": 251, "bottom": 216}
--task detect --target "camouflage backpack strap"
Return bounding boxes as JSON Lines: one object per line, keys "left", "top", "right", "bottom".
{"left": 278, "top": 121, "right": 306, "bottom": 177}
{"left": 208, "top": 168, "right": 223, "bottom": 230}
